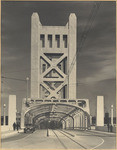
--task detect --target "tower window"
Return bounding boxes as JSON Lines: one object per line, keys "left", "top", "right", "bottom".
{"left": 48, "top": 35, "right": 52, "bottom": 48}
{"left": 1, "top": 116, "right": 3, "bottom": 125}
{"left": 40, "top": 34, "right": 45, "bottom": 48}
{"left": 55, "top": 35, "right": 60, "bottom": 48}
{"left": 63, "top": 35, "right": 67, "bottom": 48}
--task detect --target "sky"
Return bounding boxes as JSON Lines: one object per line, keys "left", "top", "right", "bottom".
{"left": 1, "top": 1, "right": 116, "bottom": 117}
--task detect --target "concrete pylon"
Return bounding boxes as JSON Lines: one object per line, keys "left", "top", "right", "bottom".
{"left": 8, "top": 95, "right": 16, "bottom": 130}
{"left": 68, "top": 13, "right": 77, "bottom": 99}
{"left": 111, "top": 105, "right": 113, "bottom": 126}
{"left": 31, "top": 13, "right": 40, "bottom": 99}
{"left": 96, "top": 96, "right": 104, "bottom": 126}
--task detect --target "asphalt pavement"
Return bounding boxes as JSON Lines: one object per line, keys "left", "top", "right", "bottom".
{"left": 1, "top": 129, "right": 116, "bottom": 149}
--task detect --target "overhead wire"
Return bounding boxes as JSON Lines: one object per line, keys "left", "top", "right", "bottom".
{"left": 67, "top": 2, "right": 101, "bottom": 81}
{"left": 1, "top": 80, "right": 15, "bottom": 93}
{"left": 1, "top": 76, "right": 26, "bottom": 82}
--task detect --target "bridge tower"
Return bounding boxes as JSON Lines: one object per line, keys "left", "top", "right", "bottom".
{"left": 21, "top": 13, "right": 90, "bottom": 129}
{"left": 31, "top": 13, "right": 77, "bottom": 100}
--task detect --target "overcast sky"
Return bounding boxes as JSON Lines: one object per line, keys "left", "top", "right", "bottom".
{"left": 1, "top": 1, "right": 116, "bottom": 117}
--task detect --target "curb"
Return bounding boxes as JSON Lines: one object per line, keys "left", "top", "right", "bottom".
{"left": 89, "top": 130, "right": 116, "bottom": 135}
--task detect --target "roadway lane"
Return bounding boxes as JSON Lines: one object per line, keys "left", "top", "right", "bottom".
{"left": 1, "top": 129, "right": 116, "bottom": 149}
{"left": 1, "top": 129, "right": 66, "bottom": 149}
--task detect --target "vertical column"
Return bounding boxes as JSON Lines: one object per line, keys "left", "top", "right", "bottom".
{"left": 60, "top": 34, "right": 63, "bottom": 49}
{"left": 90, "top": 116, "right": 92, "bottom": 126}
{"left": 31, "top": 13, "right": 40, "bottom": 98}
{"left": 83, "top": 114, "right": 85, "bottom": 129}
{"left": 29, "top": 115, "right": 33, "bottom": 124}
{"left": 76, "top": 116, "right": 78, "bottom": 128}
{"left": 80, "top": 113, "right": 82, "bottom": 129}
{"left": 79, "top": 114, "right": 81, "bottom": 128}
{"left": 77, "top": 114, "right": 80, "bottom": 128}
{"left": 96, "top": 96, "right": 104, "bottom": 126}
{"left": 8, "top": 95, "right": 16, "bottom": 130}
{"left": 111, "top": 105, "right": 113, "bottom": 126}
{"left": 68, "top": 118, "right": 71, "bottom": 128}
{"left": 66, "top": 119, "right": 69, "bottom": 129}
{"left": 72, "top": 117, "right": 74, "bottom": 129}
{"left": 82, "top": 114, "right": 84, "bottom": 130}
{"left": 64, "top": 121, "right": 66, "bottom": 129}
{"left": 85, "top": 116, "right": 88, "bottom": 129}
{"left": 74, "top": 115, "right": 77, "bottom": 128}
{"left": 68, "top": 13, "right": 77, "bottom": 99}
{"left": 62, "top": 121, "right": 64, "bottom": 129}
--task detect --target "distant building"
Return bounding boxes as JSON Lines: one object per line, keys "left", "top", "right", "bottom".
{"left": 1, "top": 116, "right": 8, "bottom": 126}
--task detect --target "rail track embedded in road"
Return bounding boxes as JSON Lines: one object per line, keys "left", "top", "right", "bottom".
{"left": 52, "top": 129, "right": 87, "bottom": 149}
{"left": 52, "top": 130, "right": 68, "bottom": 149}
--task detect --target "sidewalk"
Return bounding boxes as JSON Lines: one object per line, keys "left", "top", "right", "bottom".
{"left": 90, "top": 129, "right": 116, "bottom": 135}
{"left": 62, "top": 129, "right": 116, "bottom": 137}
{"left": 1, "top": 129, "right": 23, "bottom": 139}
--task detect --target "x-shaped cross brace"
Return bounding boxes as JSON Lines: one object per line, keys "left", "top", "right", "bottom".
{"left": 40, "top": 53, "right": 68, "bottom": 99}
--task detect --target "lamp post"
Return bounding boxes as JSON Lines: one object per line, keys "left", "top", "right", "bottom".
{"left": 47, "top": 120, "right": 49, "bottom": 137}
{"left": 3, "top": 104, "right": 6, "bottom": 126}
{"left": 26, "top": 77, "right": 29, "bottom": 103}
{"left": 45, "top": 112, "right": 50, "bottom": 137}
{"left": 47, "top": 120, "right": 50, "bottom": 137}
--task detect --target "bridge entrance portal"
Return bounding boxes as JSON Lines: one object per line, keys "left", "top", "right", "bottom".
{"left": 21, "top": 100, "right": 90, "bottom": 130}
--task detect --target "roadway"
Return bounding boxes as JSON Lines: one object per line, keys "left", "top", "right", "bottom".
{"left": 1, "top": 129, "right": 116, "bottom": 149}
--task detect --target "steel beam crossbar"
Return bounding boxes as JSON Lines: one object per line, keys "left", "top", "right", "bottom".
{"left": 40, "top": 52, "right": 67, "bottom": 99}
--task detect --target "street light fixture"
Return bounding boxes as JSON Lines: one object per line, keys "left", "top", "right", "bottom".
{"left": 3, "top": 104, "right": 6, "bottom": 126}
